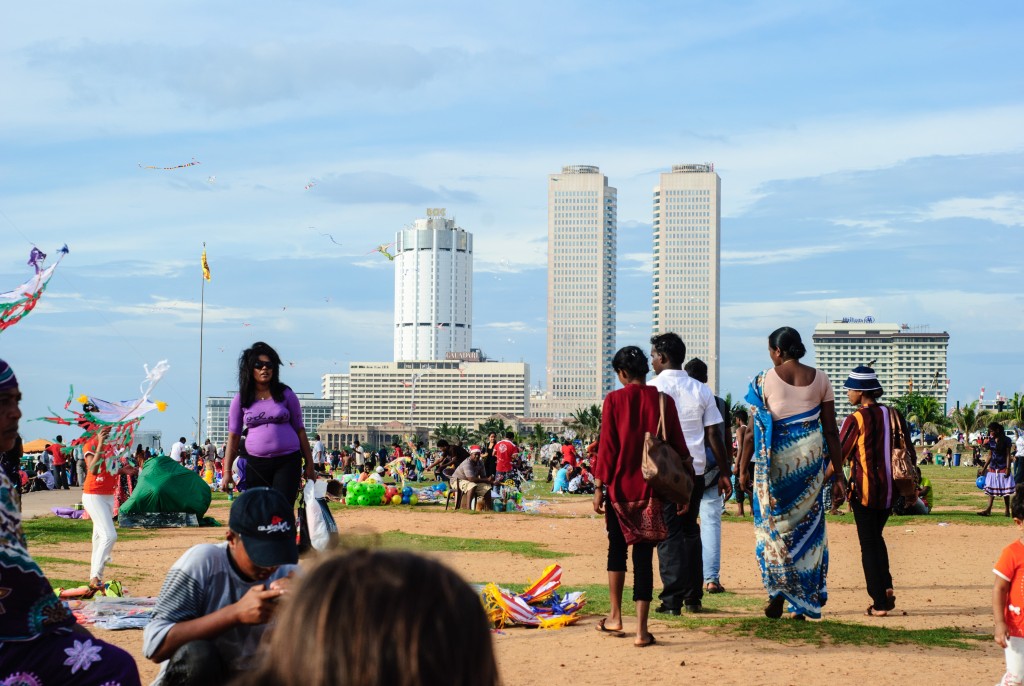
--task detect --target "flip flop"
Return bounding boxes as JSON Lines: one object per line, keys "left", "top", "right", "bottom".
{"left": 595, "top": 618, "right": 625, "bottom": 637}
{"left": 705, "top": 582, "right": 726, "bottom": 594}
{"left": 635, "top": 634, "right": 657, "bottom": 648}
{"left": 865, "top": 606, "right": 888, "bottom": 617}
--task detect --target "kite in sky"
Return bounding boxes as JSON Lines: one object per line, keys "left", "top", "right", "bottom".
{"left": 0, "top": 245, "right": 69, "bottom": 333}
{"left": 38, "top": 361, "right": 170, "bottom": 473}
{"left": 367, "top": 242, "right": 395, "bottom": 260}
{"left": 138, "top": 158, "right": 201, "bottom": 170}
{"left": 304, "top": 180, "right": 317, "bottom": 191}
{"left": 317, "top": 232, "right": 342, "bottom": 246}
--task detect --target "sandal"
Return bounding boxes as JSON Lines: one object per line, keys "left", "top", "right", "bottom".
{"left": 788, "top": 613, "right": 806, "bottom": 621}
{"left": 764, "top": 595, "right": 784, "bottom": 619}
{"left": 865, "top": 606, "right": 888, "bottom": 617}
{"left": 595, "top": 618, "right": 625, "bottom": 637}
{"left": 705, "top": 582, "right": 726, "bottom": 594}
{"left": 977, "top": 511, "right": 991, "bottom": 517}
{"left": 635, "top": 634, "right": 657, "bottom": 648}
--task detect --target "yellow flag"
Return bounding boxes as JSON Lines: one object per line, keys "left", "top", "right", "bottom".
{"left": 201, "top": 249, "right": 211, "bottom": 281}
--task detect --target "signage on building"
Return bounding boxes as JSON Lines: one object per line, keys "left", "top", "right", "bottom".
{"left": 840, "top": 316, "right": 875, "bottom": 324}
{"left": 426, "top": 208, "right": 447, "bottom": 217}
{"left": 446, "top": 351, "right": 481, "bottom": 362}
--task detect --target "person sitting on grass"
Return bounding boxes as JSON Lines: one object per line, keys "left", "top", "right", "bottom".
{"left": 242, "top": 549, "right": 499, "bottom": 686}
{"left": 142, "top": 487, "right": 299, "bottom": 686}
{"left": 449, "top": 445, "right": 494, "bottom": 510}
{"left": 29, "top": 462, "right": 55, "bottom": 491}
{"left": 894, "top": 467, "right": 932, "bottom": 515}
{"left": 552, "top": 461, "right": 569, "bottom": 494}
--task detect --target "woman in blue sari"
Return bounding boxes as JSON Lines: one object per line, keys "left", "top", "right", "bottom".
{"left": 738, "top": 327, "right": 845, "bottom": 619}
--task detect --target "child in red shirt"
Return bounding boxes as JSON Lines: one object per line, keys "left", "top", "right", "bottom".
{"left": 993, "top": 485, "right": 1024, "bottom": 684}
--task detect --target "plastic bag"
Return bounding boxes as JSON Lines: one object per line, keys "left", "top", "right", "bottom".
{"left": 303, "top": 479, "right": 338, "bottom": 551}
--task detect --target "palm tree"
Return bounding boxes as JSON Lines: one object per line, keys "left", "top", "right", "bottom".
{"left": 1007, "top": 392, "right": 1024, "bottom": 430}
{"left": 950, "top": 401, "right": 991, "bottom": 442}
{"left": 906, "top": 395, "right": 950, "bottom": 438}
{"left": 476, "top": 417, "right": 512, "bottom": 442}
{"left": 432, "top": 422, "right": 471, "bottom": 445}
{"left": 570, "top": 404, "right": 602, "bottom": 443}
{"left": 723, "top": 391, "right": 746, "bottom": 419}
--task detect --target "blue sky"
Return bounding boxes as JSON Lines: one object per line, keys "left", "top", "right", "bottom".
{"left": 2, "top": 0, "right": 1023, "bottom": 441}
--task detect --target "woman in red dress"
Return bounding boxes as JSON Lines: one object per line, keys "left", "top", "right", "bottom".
{"left": 593, "top": 346, "right": 690, "bottom": 647}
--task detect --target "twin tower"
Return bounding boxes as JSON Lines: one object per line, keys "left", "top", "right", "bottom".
{"left": 392, "top": 163, "right": 721, "bottom": 406}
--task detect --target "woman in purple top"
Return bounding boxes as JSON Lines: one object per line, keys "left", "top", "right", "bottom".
{"left": 221, "top": 342, "right": 315, "bottom": 504}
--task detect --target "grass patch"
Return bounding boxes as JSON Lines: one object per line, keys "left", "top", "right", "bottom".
{"left": 730, "top": 617, "right": 985, "bottom": 649}
{"left": 342, "top": 531, "right": 567, "bottom": 559}
{"left": 563, "top": 582, "right": 983, "bottom": 649}
{"left": 22, "top": 517, "right": 155, "bottom": 545}
{"left": 33, "top": 555, "right": 121, "bottom": 569}
{"left": 46, "top": 577, "right": 85, "bottom": 589}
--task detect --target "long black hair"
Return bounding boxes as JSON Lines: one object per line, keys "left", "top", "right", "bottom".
{"left": 238, "top": 341, "right": 289, "bottom": 407}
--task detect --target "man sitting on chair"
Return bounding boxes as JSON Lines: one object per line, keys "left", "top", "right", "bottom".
{"left": 450, "top": 445, "right": 494, "bottom": 511}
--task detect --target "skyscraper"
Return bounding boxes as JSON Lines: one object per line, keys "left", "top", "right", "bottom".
{"left": 652, "top": 164, "right": 721, "bottom": 391}
{"left": 393, "top": 210, "right": 473, "bottom": 361}
{"left": 545, "top": 165, "right": 617, "bottom": 405}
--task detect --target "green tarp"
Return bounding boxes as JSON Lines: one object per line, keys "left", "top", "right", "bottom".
{"left": 119, "top": 455, "right": 211, "bottom": 517}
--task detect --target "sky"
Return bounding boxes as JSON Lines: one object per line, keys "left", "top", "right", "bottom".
{"left": 2, "top": 0, "right": 1023, "bottom": 442}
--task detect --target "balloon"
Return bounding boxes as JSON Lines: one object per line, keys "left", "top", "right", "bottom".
{"left": 356, "top": 495, "right": 369, "bottom": 506}
{"left": 391, "top": 494, "right": 402, "bottom": 505}
{"left": 385, "top": 487, "right": 398, "bottom": 500}
{"left": 402, "top": 486, "right": 413, "bottom": 496}
{"left": 977, "top": 475, "right": 987, "bottom": 490}
{"left": 401, "top": 494, "right": 410, "bottom": 504}
{"left": 409, "top": 495, "right": 418, "bottom": 506}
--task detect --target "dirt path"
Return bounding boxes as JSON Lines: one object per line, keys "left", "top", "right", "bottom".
{"left": 29, "top": 499, "right": 1009, "bottom": 685}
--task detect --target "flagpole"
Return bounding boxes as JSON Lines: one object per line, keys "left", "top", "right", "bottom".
{"left": 198, "top": 243, "right": 206, "bottom": 444}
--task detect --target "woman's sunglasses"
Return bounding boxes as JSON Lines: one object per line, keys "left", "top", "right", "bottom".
{"left": 253, "top": 361, "right": 274, "bottom": 370}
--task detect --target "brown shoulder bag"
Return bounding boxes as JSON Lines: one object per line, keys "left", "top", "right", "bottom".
{"left": 889, "top": 407, "right": 918, "bottom": 497}
{"left": 642, "top": 392, "right": 694, "bottom": 505}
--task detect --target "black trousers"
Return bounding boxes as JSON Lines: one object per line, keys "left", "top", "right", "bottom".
{"left": 852, "top": 500, "right": 893, "bottom": 611}
{"left": 606, "top": 506, "right": 655, "bottom": 602}
{"left": 246, "top": 453, "right": 302, "bottom": 505}
{"left": 163, "top": 640, "right": 233, "bottom": 686}
{"left": 657, "top": 476, "right": 705, "bottom": 610}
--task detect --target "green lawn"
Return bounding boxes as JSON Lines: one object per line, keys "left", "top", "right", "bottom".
{"left": 340, "top": 530, "right": 567, "bottom": 559}
{"left": 565, "top": 582, "right": 984, "bottom": 649}
{"left": 21, "top": 517, "right": 157, "bottom": 545}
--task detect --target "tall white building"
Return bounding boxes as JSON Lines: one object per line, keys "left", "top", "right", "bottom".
{"left": 393, "top": 210, "right": 473, "bottom": 361}
{"left": 546, "top": 165, "right": 617, "bottom": 408}
{"left": 652, "top": 163, "right": 721, "bottom": 391}
{"left": 812, "top": 320, "right": 950, "bottom": 417}
{"left": 321, "top": 373, "right": 350, "bottom": 421}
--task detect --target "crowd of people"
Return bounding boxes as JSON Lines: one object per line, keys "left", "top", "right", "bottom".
{"left": 3, "top": 330, "right": 1024, "bottom": 683}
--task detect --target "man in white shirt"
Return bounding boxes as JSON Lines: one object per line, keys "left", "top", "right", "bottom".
{"left": 649, "top": 333, "right": 731, "bottom": 615}
{"left": 169, "top": 437, "right": 187, "bottom": 464}
{"left": 1014, "top": 430, "right": 1024, "bottom": 486}
{"left": 312, "top": 434, "right": 325, "bottom": 469}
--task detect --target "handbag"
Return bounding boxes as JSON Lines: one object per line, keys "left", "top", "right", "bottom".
{"left": 641, "top": 392, "right": 694, "bottom": 506}
{"left": 611, "top": 498, "right": 668, "bottom": 545}
{"left": 888, "top": 407, "right": 917, "bottom": 497}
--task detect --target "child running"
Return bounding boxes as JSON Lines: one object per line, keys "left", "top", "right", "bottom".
{"left": 993, "top": 485, "right": 1024, "bottom": 685}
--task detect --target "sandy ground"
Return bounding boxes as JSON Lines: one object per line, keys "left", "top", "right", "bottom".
{"left": 21, "top": 489, "right": 1010, "bottom": 685}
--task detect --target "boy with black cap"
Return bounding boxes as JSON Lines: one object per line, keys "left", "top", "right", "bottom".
{"left": 143, "top": 487, "right": 300, "bottom": 685}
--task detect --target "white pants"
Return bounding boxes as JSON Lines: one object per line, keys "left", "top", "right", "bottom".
{"left": 1000, "top": 636, "right": 1024, "bottom": 686}
{"left": 82, "top": 493, "right": 117, "bottom": 581}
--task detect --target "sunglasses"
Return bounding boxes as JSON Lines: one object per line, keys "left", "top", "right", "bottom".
{"left": 253, "top": 361, "right": 274, "bottom": 370}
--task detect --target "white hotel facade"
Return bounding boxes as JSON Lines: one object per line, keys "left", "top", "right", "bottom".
{"left": 393, "top": 211, "right": 473, "bottom": 361}
{"left": 652, "top": 163, "right": 721, "bottom": 392}
{"left": 542, "top": 165, "right": 617, "bottom": 414}
{"left": 812, "top": 320, "right": 950, "bottom": 417}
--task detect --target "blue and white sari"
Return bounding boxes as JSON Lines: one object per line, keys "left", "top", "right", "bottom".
{"left": 745, "top": 370, "right": 829, "bottom": 618}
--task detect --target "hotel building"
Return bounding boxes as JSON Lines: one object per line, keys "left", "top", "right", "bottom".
{"left": 545, "top": 165, "right": 617, "bottom": 412}
{"left": 652, "top": 163, "right": 721, "bottom": 392}
{"left": 393, "top": 210, "right": 473, "bottom": 361}
{"left": 812, "top": 320, "right": 950, "bottom": 417}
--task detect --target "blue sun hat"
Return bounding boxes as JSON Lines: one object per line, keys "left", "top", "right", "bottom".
{"left": 844, "top": 365, "right": 883, "bottom": 393}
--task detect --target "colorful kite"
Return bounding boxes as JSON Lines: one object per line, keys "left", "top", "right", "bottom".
{"left": 479, "top": 565, "right": 586, "bottom": 630}
{"left": 138, "top": 158, "right": 200, "bottom": 170}
{"left": 304, "top": 180, "right": 317, "bottom": 191}
{"left": 0, "top": 245, "right": 68, "bottom": 333}
{"left": 366, "top": 242, "right": 395, "bottom": 260}
{"left": 38, "top": 361, "right": 170, "bottom": 473}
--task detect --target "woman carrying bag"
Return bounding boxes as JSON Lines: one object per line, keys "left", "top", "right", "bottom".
{"left": 592, "top": 346, "right": 690, "bottom": 647}
{"left": 839, "top": 366, "right": 914, "bottom": 617}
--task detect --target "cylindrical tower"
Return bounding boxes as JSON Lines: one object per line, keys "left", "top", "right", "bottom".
{"left": 393, "top": 211, "right": 473, "bottom": 361}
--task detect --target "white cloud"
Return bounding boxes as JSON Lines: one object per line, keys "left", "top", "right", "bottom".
{"left": 721, "top": 244, "right": 847, "bottom": 265}
{"left": 918, "top": 194, "right": 1024, "bottom": 228}
{"left": 620, "top": 252, "right": 652, "bottom": 274}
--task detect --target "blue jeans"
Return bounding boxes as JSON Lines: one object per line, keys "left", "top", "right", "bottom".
{"left": 699, "top": 481, "right": 723, "bottom": 584}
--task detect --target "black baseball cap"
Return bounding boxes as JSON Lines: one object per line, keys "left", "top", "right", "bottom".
{"left": 228, "top": 488, "right": 298, "bottom": 567}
